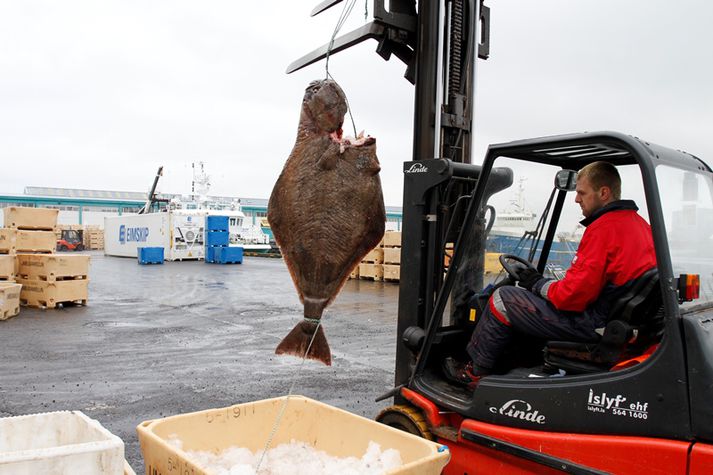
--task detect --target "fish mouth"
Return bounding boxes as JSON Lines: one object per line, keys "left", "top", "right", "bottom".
{"left": 330, "top": 130, "right": 376, "bottom": 153}
{"left": 304, "top": 80, "right": 348, "bottom": 133}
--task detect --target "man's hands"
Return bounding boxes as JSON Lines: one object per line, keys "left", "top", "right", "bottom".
{"left": 518, "top": 268, "right": 543, "bottom": 291}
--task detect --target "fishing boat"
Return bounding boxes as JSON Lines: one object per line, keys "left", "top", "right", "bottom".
{"left": 486, "top": 178, "right": 581, "bottom": 274}
{"left": 167, "top": 163, "right": 272, "bottom": 252}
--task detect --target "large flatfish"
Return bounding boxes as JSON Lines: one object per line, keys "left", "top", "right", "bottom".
{"left": 268, "top": 80, "right": 385, "bottom": 365}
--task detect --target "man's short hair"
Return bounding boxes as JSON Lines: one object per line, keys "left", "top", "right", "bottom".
{"left": 578, "top": 161, "right": 621, "bottom": 200}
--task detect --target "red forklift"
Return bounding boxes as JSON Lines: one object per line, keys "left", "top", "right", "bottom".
{"left": 290, "top": 1, "right": 713, "bottom": 472}
{"left": 57, "top": 229, "right": 84, "bottom": 251}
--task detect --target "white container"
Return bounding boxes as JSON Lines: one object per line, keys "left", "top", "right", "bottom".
{"left": 0, "top": 410, "right": 125, "bottom": 475}
{"left": 104, "top": 212, "right": 205, "bottom": 261}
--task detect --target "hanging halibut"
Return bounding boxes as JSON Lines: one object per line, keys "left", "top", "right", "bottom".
{"left": 268, "top": 79, "right": 385, "bottom": 365}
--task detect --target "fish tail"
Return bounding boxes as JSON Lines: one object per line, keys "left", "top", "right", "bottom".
{"left": 275, "top": 319, "right": 332, "bottom": 366}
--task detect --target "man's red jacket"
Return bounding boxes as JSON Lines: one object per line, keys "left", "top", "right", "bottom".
{"left": 536, "top": 200, "right": 657, "bottom": 313}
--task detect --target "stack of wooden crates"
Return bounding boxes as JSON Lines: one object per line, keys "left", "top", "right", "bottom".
{"left": 1, "top": 207, "right": 90, "bottom": 313}
{"left": 84, "top": 225, "right": 104, "bottom": 250}
{"left": 352, "top": 231, "right": 402, "bottom": 283}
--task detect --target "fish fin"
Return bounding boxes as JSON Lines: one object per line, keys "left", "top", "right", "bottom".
{"left": 275, "top": 320, "right": 332, "bottom": 366}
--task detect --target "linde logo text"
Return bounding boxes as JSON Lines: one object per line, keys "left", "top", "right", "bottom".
{"left": 404, "top": 163, "right": 428, "bottom": 174}
{"left": 489, "top": 399, "right": 546, "bottom": 424}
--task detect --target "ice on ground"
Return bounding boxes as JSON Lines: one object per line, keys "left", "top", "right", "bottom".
{"left": 167, "top": 436, "right": 403, "bottom": 475}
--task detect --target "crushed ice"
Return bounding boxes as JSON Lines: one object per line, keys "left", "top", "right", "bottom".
{"left": 167, "top": 436, "right": 403, "bottom": 475}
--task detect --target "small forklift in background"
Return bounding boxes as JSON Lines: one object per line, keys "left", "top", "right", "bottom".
{"left": 290, "top": 1, "right": 713, "bottom": 472}
{"left": 56, "top": 229, "right": 84, "bottom": 252}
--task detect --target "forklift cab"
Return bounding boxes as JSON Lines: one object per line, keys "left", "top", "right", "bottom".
{"left": 57, "top": 229, "right": 84, "bottom": 252}
{"left": 383, "top": 131, "right": 713, "bottom": 474}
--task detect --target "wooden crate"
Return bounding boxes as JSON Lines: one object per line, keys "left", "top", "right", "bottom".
{"left": 0, "top": 255, "right": 15, "bottom": 281}
{"left": 443, "top": 243, "right": 455, "bottom": 268}
{"left": 383, "top": 264, "right": 400, "bottom": 282}
{"left": 484, "top": 252, "right": 503, "bottom": 274}
{"left": 383, "top": 247, "right": 401, "bottom": 264}
{"left": 3, "top": 206, "right": 58, "bottom": 230}
{"left": 16, "top": 230, "right": 56, "bottom": 253}
{"left": 382, "top": 231, "right": 402, "bottom": 248}
{"left": 0, "top": 229, "right": 16, "bottom": 254}
{"left": 362, "top": 247, "right": 384, "bottom": 264}
{"left": 17, "top": 278, "right": 88, "bottom": 309}
{"left": 17, "top": 254, "right": 90, "bottom": 281}
{"left": 0, "top": 282, "right": 22, "bottom": 320}
{"left": 57, "top": 224, "right": 83, "bottom": 230}
{"left": 358, "top": 263, "right": 383, "bottom": 281}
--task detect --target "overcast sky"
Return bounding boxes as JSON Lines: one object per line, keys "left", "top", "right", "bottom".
{"left": 1, "top": 0, "right": 711, "bottom": 206}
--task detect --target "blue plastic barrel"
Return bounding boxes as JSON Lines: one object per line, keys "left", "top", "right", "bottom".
{"left": 205, "top": 231, "right": 229, "bottom": 247}
{"left": 206, "top": 215, "right": 229, "bottom": 232}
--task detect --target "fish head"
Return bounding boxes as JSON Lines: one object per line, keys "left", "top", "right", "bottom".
{"left": 302, "top": 80, "right": 348, "bottom": 134}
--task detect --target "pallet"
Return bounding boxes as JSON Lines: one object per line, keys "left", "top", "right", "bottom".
{"left": 358, "top": 263, "right": 383, "bottom": 281}
{"left": 382, "top": 231, "right": 402, "bottom": 248}
{"left": 17, "top": 278, "right": 89, "bottom": 309}
{"left": 18, "top": 274, "right": 87, "bottom": 282}
{"left": 20, "top": 298, "right": 87, "bottom": 310}
{"left": 383, "top": 247, "right": 401, "bottom": 264}
{"left": 362, "top": 247, "right": 384, "bottom": 264}
{"left": 243, "top": 251, "right": 281, "bottom": 258}
{"left": 383, "top": 264, "right": 400, "bottom": 282}
{"left": 349, "top": 266, "right": 360, "bottom": 279}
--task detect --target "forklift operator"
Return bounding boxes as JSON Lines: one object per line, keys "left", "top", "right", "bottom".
{"left": 444, "top": 161, "right": 657, "bottom": 388}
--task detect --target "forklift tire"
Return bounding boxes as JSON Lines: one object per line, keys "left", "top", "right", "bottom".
{"left": 58, "top": 245, "right": 68, "bottom": 252}
{"left": 376, "top": 404, "right": 434, "bottom": 441}
{"left": 76, "top": 244, "right": 84, "bottom": 251}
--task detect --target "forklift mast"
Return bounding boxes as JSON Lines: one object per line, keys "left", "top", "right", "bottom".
{"left": 288, "top": 0, "right": 494, "bottom": 388}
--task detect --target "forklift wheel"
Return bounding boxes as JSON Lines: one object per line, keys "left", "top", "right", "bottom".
{"left": 376, "top": 404, "right": 434, "bottom": 441}
{"left": 76, "top": 244, "right": 84, "bottom": 251}
{"left": 58, "top": 245, "right": 68, "bottom": 252}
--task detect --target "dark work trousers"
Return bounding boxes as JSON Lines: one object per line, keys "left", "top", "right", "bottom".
{"left": 466, "top": 286, "right": 607, "bottom": 370}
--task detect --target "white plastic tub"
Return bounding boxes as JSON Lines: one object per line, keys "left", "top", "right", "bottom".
{"left": 0, "top": 411, "right": 125, "bottom": 475}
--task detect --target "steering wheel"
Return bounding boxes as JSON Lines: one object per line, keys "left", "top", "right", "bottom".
{"left": 498, "top": 254, "right": 537, "bottom": 281}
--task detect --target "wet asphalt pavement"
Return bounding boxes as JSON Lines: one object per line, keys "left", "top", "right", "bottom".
{"left": 0, "top": 251, "right": 400, "bottom": 473}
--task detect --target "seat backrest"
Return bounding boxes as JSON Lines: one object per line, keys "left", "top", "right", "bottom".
{"left": 607, "top": 267, "right": 661, "bottom": 325}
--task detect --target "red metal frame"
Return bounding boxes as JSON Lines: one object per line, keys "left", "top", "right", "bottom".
{"left": 400, "top": 387, "right": 692, "bottom": 474}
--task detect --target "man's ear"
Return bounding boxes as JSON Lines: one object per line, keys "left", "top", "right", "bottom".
{"left": 599, "top": 186, "right": 612, "bottom": 202}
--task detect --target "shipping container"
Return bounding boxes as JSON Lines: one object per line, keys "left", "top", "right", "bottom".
{"left": 104, "top": 211, "right": 205, "bottom": 261}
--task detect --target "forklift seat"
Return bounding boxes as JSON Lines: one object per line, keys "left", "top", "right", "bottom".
{"left": 543, "top": 268, "right": 663, "bottom": 374}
